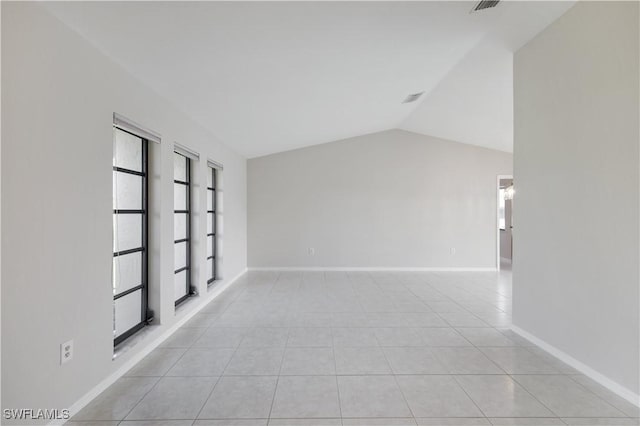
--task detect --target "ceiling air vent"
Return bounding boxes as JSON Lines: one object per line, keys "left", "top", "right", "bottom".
{"left": 402, "top": 92, "right": 424, "bottom": 104}
{"left": 472, "top": 0, "right": 500, "bottom": 12}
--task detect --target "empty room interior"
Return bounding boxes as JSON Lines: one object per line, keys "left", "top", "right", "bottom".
{"left": 1, "top": 1, "right": 639, "bottom": 425}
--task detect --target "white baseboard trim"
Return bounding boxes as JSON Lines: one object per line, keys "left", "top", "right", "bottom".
{"left": 54, "top": 268, "right": 248, "bottom": 426}
{"left": 248, "top": 266, "right": 497, "bottom": 272}
{"left": 511, "top": 324, "right": 640, "bottom": 407}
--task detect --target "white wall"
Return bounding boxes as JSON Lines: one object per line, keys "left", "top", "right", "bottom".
{"left": 248, "top": 129, "right": 512, "bottom": 268}
{"left": 513, "top": 1, "right": 639, "bottom": 397}
{"left": 1, "top": 2, "right": 247, "bottom": 420}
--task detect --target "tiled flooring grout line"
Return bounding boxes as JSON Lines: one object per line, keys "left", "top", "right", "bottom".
{"left": 564, "top": 373, "right": 634, "bottom": 419}
{"left": 330, "top": 322, "right": 345, "bottom": 426}
{"left": 506, "top": 373, "right": 572, "bottom": 422}
{"left": 115, "top": 284, "right": 248, "bottom": 423}
{"left": 266, "top": 273, "right": 286, "bottom": 423}
{"left": 452, "top": 375, "right": 493, "bottom": 423}
{"left": 373, "top": 273, "right": 567, "bottom": 426}
{"left": 191, "top": 292, "right": 254, "bottom": 422}
{"left": 118, "top": 352, "right": 185, "bottom": 422}
{"left": 428, "top": 276, "right": 569, "bottom": 425}
{"left": 379, "top": 349, "right": 419, "bottom": 425}
{"left": 510, "top": 373, "right": 630, "bottom": 421}
{"left": 73, "top": 270, "right": 635, "bottom": 426}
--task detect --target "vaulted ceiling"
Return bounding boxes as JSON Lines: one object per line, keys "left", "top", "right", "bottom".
{"left": 45, "top": 1, "right": 574, "bottom": 158}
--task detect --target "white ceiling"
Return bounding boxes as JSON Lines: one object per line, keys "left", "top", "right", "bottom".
{"left": 401, "top": 38, "right": 515, "bottom": 152}
{"left": 44, "top": 1, "right": 574, "bottom": 158}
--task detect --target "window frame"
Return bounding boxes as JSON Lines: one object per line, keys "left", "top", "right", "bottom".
{"left": 112, "top": 126, "right": 149, "bottom": 347}
{"left": 174, "top": 151, "right": 193, "bottom": 306}
{"left": 207, "top": 166, "right": 217, "bottom": 285}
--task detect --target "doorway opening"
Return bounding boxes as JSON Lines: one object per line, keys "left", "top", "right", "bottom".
{"left": 497, "top": 175, "right": 514, "bottom": 271}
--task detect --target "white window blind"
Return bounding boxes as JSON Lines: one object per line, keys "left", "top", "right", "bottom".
{"left": 113, "top": 113, "right": 161, "bottom": 144}
{"left": 174, "top": 143, "right": 199, "bottom": 160}
{"left": 207, "top": 159, "right": 224, "bottom": 170}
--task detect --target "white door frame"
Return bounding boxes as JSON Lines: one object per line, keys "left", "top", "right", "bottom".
{"left": 496, "top": 174, "right": 513, "bottom": 271}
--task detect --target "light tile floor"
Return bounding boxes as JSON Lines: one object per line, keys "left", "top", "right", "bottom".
{"left": 70, "top": 269, "right": 640, "bottom": 426}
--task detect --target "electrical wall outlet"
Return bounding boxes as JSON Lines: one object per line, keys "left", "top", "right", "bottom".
{"left": 308, "top": 247, "right": 315, "bottom": 255}
{"left": 60, "top": 340, "right": 73, "bottom": 365}
{"left": 450, "top": 247, "right": 456, "bottom": 255}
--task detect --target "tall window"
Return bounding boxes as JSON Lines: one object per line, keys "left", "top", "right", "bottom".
{"left": 112, "top": 127, "right": 149, "bottom": 346}
{"left": 207, "top": 166, "right": 217, "bottom": 284}
{"left": 174, "top": 152, "right": 192, "bottom": 306}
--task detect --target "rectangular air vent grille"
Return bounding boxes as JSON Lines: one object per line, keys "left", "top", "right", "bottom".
{"left": 402, "top": 92, "right": 424, "bottom": 104}
{"left": 473, "top": 0, "right": 500, "bottom": 12}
